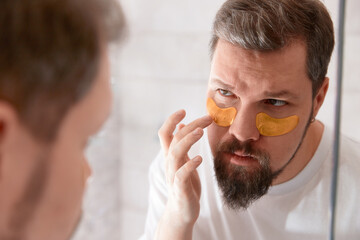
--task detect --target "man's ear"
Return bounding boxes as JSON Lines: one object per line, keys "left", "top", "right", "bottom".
{"left": 313, "top": 77, "right": 329, "bottom": 118}
{"left": 0, "top": 101, "right": 18, "bottom": 180}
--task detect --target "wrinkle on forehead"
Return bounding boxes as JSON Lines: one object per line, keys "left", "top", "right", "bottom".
{"left": 209, "top": 39, "right": 309, "bottom": 98}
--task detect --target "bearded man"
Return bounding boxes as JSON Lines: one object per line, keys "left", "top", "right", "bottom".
{"left": 141, "top": 0, "right": 360, "bottom": 239}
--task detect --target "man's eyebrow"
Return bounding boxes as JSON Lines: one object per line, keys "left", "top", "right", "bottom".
{"left": 263, "top": 90, "right": 299, "bottom": 100}
{"left": 210, "top": 78, "right": 235, "bottom": 91}
{"left": 211, "top": 78, "right": 300, "bottom": 100}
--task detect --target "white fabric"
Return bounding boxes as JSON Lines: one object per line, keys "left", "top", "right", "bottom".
{"left": 140, "top": 126, "right": 360, "bottom": 239}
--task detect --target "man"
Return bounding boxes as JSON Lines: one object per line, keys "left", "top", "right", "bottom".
{"left": 0, "top": 0, "right": 124, "bottom": 239}
{"left": 142, "top": 0, "right": 360, "bottom": 239}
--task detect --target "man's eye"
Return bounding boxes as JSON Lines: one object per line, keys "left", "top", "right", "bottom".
{"left": 265, "top": 99, "right": 287, "bottom": 106}
{"left": 219, "top": 89, "right": 233, "bottom": 96}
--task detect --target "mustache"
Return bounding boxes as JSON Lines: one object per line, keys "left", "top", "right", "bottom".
{"left": 217, "top": 138, "right": 267, "bottom": 159}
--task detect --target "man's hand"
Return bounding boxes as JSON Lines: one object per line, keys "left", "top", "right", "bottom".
{"left": 155, "top": 110, "right": 212, "bottom": 240}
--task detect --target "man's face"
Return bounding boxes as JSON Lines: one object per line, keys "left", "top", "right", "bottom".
{"left": 0, "top": 48, "right": 112, "bottom": 239}
{"left": 207, "top": 39, "right": 314, "bottom": 209}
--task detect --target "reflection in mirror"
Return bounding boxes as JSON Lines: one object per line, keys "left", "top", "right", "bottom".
{"left": 74, "top": 0, "right": 360, "bottom": 239}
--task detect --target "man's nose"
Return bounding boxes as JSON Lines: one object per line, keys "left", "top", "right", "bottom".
{"left": 228, "top": 106, "right": 260, "bottom": 142}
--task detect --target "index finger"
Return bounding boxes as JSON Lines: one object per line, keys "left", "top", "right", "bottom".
{"left": 171, "top": 115, "right": 212, "bottom": 146}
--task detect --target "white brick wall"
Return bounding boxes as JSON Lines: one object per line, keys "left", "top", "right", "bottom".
{"left": 72, "top": 0, "right": 360, "bottom": 239}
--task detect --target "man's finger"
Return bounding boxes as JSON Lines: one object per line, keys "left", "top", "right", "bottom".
{"left": 173, "top": 156, "right": 202, "bottom": 196}
{"left": 178, "top": 123, "right": 186, "bottom": 131}
{"left": 158, "top": 109, "right": 186, "bottom": 155}
{"left": 171, "top": 115, "right": 212, "bottom": 146}
{"left": 167, "top": 128, "right": 204, "bottom": 183}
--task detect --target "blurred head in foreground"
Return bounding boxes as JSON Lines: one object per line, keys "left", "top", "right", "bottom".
{"left": 0, "top": 0, "right": 125, "bottom": 239}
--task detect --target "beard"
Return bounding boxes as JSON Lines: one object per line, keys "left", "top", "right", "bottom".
{"left": 214, "top": 139, "right": 279, "bottom": 210}
{"left": 214, "top": 111, "right": 313, "bottom": 210}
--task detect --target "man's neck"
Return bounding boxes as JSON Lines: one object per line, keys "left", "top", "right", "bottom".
{"left": 272, "top": 120, "right": 325, "bottom": 185}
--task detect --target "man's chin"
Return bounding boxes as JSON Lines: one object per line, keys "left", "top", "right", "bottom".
{"left": 213, "top": 138, "right": 276, "bottom": 209}
{"left": 214, "top": 158, "right": 274, "bottom": 210}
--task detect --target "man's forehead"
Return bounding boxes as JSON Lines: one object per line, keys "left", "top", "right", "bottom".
{"left": 209, "top": 40, "right": 309, "bottom": 95}
{"left": 212, "top": 39, "right": 307, "bottom": 70}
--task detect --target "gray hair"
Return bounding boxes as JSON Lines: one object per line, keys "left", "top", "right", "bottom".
{"left": 210, "top": 0, "right": 334, "bottom": 96}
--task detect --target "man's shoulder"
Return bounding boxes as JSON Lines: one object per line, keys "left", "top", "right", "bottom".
{"left": 340, "top": 134, "right": 360, "bottom": 165}
{"left": 322, "top": 126, "right": 360, "bottom": 159}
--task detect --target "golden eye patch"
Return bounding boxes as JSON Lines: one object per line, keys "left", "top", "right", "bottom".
{"left": 256, "top": 112, "right": 299, "bottom": 137}
{"left": 206, "top": 98, "right": 237, "bottom": 127}
{"left": 206, "top": 98, "right": 299, "bottom": 136}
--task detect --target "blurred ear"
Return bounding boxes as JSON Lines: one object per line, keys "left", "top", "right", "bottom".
{"left": 313, "top": 77, "right": 329, "bottom": 118}
{"left": 0, "top": 101, "right": 18, "bottom": 180}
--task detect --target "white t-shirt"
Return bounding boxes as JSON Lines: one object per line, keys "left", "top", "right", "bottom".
{"left": 140, "top": 126, "right": 360, "bottom": 239}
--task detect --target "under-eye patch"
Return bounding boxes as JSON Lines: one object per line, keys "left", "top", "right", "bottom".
{"left": 256, "top": 112, "right": 299, "bottom": 137}
{"left": 206, "top": 98, "right": 299, "bottom": 136}
{"left": 207, "top": 98, "right": 237, "bottom": 127}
